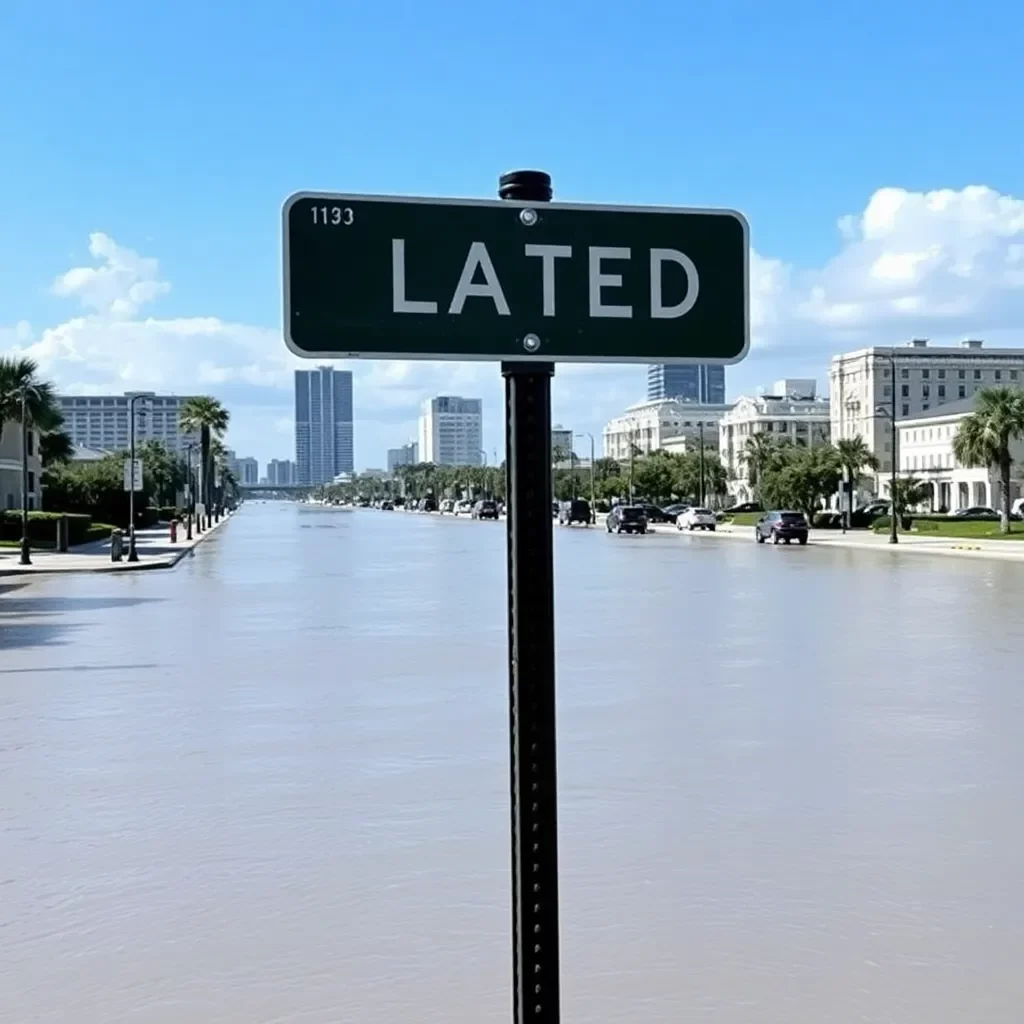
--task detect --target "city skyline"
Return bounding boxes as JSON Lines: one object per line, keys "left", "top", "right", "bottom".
{"left": 294, "top": 367, "right": 354, "bottom": 486}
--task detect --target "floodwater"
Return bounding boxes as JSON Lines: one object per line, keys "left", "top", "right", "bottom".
{"left": 2, "top": 503, "right": 1024, "bottom": 1023}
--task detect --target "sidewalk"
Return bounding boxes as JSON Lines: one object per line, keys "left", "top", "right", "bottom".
{"left": 0, "top": 512, "right": 233, "bottom": 577}
{"left": 661, "top": 520, "right": 1024, "bottom": 562}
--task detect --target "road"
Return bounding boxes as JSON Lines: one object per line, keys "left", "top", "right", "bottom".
{"left": 3, "top": 503, "right": 1024, "bottom": 1023}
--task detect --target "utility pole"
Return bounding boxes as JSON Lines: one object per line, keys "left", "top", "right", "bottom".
{"left": 698, "top": 421, "right": 706, "bottom": 506}
{"left": 575, "top": 432, "right": 596, "bottom": 522}
{"left": 19, "top": 385, "right": 34, "bottom": 566}
{"left": 126, "top": 394, "right": 144, "bottom": 562}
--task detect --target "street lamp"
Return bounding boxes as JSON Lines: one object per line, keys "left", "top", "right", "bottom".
{"left": 697, "top": 421, "right": 707, "bottom": 507}
{"left": 18, "top": 383, "right": 38, "bottom": 566}
{"left": 874, "top": 347, "right": 899, "bottom": 546}
{"left": 575, "top": 432, "right": 596, "bottom": 522}
{"left": 184, "top": 442, "right": 195, "bottom": 540}
{"left": 126, "top": 394, "right": 147, "bottom": 562}
{"left": 479, "top": 449, "right": 488, "bottom": 499}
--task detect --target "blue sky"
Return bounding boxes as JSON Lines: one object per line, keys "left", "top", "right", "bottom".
{"left": 3, "top": 0, "right": 1024, "bottom": 468}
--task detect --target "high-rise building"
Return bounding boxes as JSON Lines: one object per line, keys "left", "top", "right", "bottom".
{"left": 387, "top": 442, "right": 418, "bottom": 474}
{"left": 266, "top": 458, "right": 296, "bottom": 486}
{"left": 236, "top": 457, "right": 259, "bottom": 485}
{"left": 295, "top": 367, "right": 354, "bottom": 485}
{"left": 551, "top": 424, "right": 574, "bottom": 459}
{"left": 647, "top": 365, "right": 725, "bottom": 404}
{"left": 418, "top": 396, "right": 483, "bottom": 466}
{"left": 57, "top": 392, "right": 200, "bottom": 456}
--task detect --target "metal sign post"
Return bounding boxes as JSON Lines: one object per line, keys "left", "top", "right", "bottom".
{"left": 499, "top": 170, "right": 561, "bottom": 1024}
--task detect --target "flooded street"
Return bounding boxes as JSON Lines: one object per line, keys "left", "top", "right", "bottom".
{"left": 3, "top": 503, "right": 1024, "bottom": 1023}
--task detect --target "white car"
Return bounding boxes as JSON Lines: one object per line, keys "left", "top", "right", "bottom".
{"left": 677, "top": 507, "right": 717, "bottom": 531}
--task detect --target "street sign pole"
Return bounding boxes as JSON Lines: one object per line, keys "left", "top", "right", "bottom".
{"left": 499, "top": 170, "right": 561, "bottom": 1024}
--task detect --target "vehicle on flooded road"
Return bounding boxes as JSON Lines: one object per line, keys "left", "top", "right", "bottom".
{"left": 677, "top": 507, "right": 716, "bottom": 531}
{"left": 606, "top": 505, "right": 648, "bottom": 535}
{"left": 754, "top": 511, "right": 809, "bottom": 545}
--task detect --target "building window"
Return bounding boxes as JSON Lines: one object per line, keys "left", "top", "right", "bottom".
{"left": 883, "top": 367, "right": 891, "bottom": 378}
{"left": 938, "top": 369, "right": 946, "bottom": 380}
{"left": 938, "top": 385, "right": 946, "bottom": 400}
{"left": 26, "top": 431, "right": 34, "bottom": 456}
{"left": 922, "top": 404, "right": 929, "bottom": 411}
{"left": 959, "top": 369, "right": 966, "bottom": 379}
{"left": 883, "top": 385, "right": 892, "bottom": 398}
{"left": 922, "top": 369, "right": 930, "bottom": 379}
{"left": 1012, "top": 370, "right": 1019, "bottom": 381}
{"left": 901, "top": 385, "right": 910, "bottom": 398}
{"left": 922, "top": 385, "right": 930, "bottom": 398}
{"left": 901, "top": 368, "right": 909, "bottom": 379}
{"left": 901, "top": 403, "right": 910, "bottom": 417}
{"left": 995, "top": 370, "right": 1002, "bottom": 381}
{"left": 28, "top": 471, "right": 35, "bottom": 492}
{"left": 974, "top": 369, "right": 982, "bottom": 380}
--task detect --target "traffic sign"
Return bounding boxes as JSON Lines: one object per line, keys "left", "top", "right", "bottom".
{"left": 123, "top": 458, "right": 143, "bottom": 492}
{"left": 283, "top": 192, "right": 748, "bottom": 364}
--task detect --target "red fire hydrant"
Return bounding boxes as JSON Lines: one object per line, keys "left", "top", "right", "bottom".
{"left": 169, "top": 519, "right": 178, "bottom": 543}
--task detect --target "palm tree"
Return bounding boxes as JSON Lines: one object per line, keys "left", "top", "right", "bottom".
{"left": 835, "top": 436, "right": 880, "bottom": 528}
{"left": 179, "top": 396, "right": 229, "bottom": 527}
{"left": 39, "top": 428, "right": 74, "bottom": 467}
{"left": 890, "top": 476, "right": 932, "bottom": 523}
{"left": 0, "top": 356, "right": 62, "bottom": 445}
{"left": 741, "top": 432, "right": 777, "bottom": 502}
{"left": 952, "top": 387, "right": 1024, "bottom": 533}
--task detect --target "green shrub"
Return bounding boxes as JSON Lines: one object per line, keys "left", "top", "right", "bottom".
{"left": 0, "top": 511, "right": 93, "bottom": 545}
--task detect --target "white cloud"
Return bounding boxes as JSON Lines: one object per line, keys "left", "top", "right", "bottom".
{"left": 4, "top": 184, "right": 1024, "bottom": 465}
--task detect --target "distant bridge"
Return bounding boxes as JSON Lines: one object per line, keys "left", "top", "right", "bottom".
{"left": 239, "top": 484, "right": 314, "bottom": 498}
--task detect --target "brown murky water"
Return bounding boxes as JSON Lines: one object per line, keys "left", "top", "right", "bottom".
{"left": 3, "top": 504, "right": 1024, "bottom": 1022}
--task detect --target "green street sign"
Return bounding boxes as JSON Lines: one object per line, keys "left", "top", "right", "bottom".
{"left": 283, "top": 192, "right": 748, "bottom": 364}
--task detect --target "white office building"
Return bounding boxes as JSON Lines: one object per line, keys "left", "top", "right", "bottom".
{"left": 418, "top": 396, "right": 483, "bottom": 466}
{"left": 719, "top": 380, "right": 831, "bottom": 503}
{"left": 602, "top": 399, "right": 730, "bottom": 461}
{"left": 57, "top": 392, "right": 200, "bottom": 456}
{"left": 387, "top": 442, "right": 419, "bottom": 474}
{"left": 295, "top": 367, "right": 354, "bottom": 485}
{"left": 829, "top": 338, "right": 1024, "bottom": 492}
{"left": 235, "top": 457, "right": 259, "bottom": 485}
{"left": 896, "top": 397, "right": 1024, "bottom": 512}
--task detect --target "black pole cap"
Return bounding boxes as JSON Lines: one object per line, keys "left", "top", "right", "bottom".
{"left": 498, "top": 170, "right": 552, "bottom": 202}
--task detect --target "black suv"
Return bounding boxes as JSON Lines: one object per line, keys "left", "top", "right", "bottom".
{"left": 473, "top": 499, "right": 499, "bottom": 520}
{"left": 606, "top": 505, "right": 648, "bottom": 535}
{"left": 755, "top": 511, "right": 808, "bottom": 545}
{"left": 558, "top": 499, "right": 592, "bottom": 526}
{"left": 633, "top": 502, "right": 675, "bottom": 524}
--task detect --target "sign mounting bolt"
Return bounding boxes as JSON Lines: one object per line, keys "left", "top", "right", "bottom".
{"left": 519, "top": 208, "right": 538, "bottom": 227}
{"left": 523, "top": 334, "right": 541, "bottom": 353}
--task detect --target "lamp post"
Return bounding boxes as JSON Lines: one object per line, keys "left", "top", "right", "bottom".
{"left": 575, "top": 432, "right": 596, "bottom": 522}
{"left": 697, "top": 421, "right": 706, "bottom": 507}
{"left": 126, "top": 394, "right": 145, "bottom": 562}
{"left": 479, "top": 449, "right": 488, "bottom": 499}
{"left": 18, "top": 384, "right": 37, "bottom": 566}
{"left": 875, "top": 347, "right": 899, "bottom": 545}
{"left": 184, "top": 443, "right": 195, "bottom": 540}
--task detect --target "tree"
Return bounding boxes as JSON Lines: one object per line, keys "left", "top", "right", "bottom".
{"left": 952, "top": 387, "right": 1024, "bottom": 533}
{"left": 0, "top": 356, "right": 62, "bottom": 445}
{"left": 761, "top": 444, "right": 842, "bottom": 524}
{"left": 39, "top": 427, "right": 74, "bottom": 467}
{"left": 632, "top": 450, "right": 681, "bottom": 503}
{"left": 179, "top": 396, "right": 229, "bottom": 524}
{"left": 741, "top": 432, "right": 778, "bottom": 501}
{"left": 889, "top": 476, "right": 932, "bottom": 520}
{"left": 835, "top": 436, "right": 880, "bottom": 528}
{"left": 136, "top": 439, "right": 187, "bottom": 506}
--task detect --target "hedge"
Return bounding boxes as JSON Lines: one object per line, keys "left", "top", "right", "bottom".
{"left": 0, "top": 511, "right": 93, "bottom": 545}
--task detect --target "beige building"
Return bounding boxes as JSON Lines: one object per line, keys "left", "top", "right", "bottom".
{"left": 719, "top": 381, "right": 830, "bottom": 502}
{"left": 603, "top": 399, "right": 730, "bottom": 461}
{"left": 896, "top": 397, "right": 1024, "bottom": 512}
{"left": 829, "top": 339, "right": 1024, "bottom": 495}
{"left": 0, "top": 421, "right": 43, "bottom": 512}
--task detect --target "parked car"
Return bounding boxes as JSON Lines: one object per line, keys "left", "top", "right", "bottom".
{"left": 633, "top": 502, "right": 674, "bottom": 524}
{"left": 606, "top": 505, "right": 648, "bottom": 535}
{"left": 951, "top": 506, "right": 998, "bottom": 518}
{"left": 454, "top": 499, "right": 474, "bottom": 515}
{"left": 380, "top": 500, "right": 394, "bottom": 511}
{"left": 754, "top": 511, "right": 809, "bottom": 545}
{"left": 419, "top": 496, "right": 437, "bottom": 512}
{"left": 439, "top": 498, "right": 456, "bottom": 514}
{"left": 723, "top": 501, "right": 763, "bottom": 515}
{"left": 558, "top": 499, "right": 592, "bottom": 526}
{"left": 662, "top": 503, "right": 691, "bottom": 519}
{"left": 473, "top": 499, "right": 499, "bottom": 520}
{"left": 677, "top": 507, "right": 716, "bottom": 531}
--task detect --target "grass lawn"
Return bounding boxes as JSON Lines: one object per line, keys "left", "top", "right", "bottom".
{"left": 874, "top": 519, "right": 1024, "bottom": 540}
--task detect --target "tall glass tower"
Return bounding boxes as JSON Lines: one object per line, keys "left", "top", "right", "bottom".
{"left": 646, "top": 365, "right": 725, "bottom": 404}
{"left": 294, "top": 367, "right": 354, "bottom": 485}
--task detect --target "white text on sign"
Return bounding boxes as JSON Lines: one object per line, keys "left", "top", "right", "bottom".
{"left": 391, "top": 240, "right": 699, "bottom": 320}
